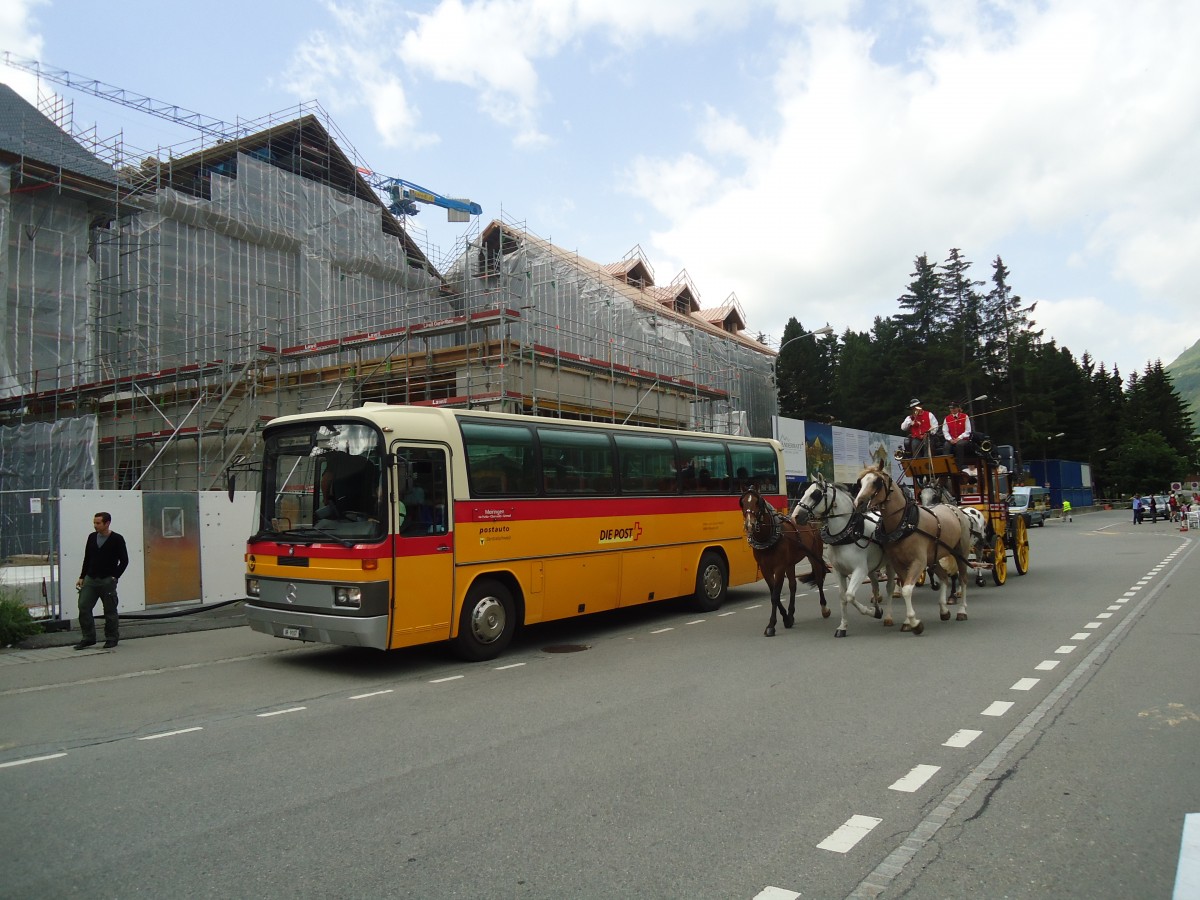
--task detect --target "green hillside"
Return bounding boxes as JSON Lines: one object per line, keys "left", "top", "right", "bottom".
{"left": 1165, "top": 338, "right": 1200, "bottom": 435}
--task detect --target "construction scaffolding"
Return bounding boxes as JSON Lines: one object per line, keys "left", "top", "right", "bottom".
{"left": 0, "top": 79, "right": 779, "bottom": 510}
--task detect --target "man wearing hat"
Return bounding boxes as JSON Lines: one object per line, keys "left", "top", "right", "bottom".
{"left": 901, "top": 399, "right": 939, "bottom": 457}
{"left": 942, "top": 400, "right": 973, "bottom": 467}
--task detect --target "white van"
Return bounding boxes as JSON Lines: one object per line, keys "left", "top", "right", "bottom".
{"left": 1009, "top": 485, "right": 1049, "bottom": 527}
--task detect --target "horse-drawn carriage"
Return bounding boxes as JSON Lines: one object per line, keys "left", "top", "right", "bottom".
{"left": 900, "top": 444, "right": 1029, "bottom": 585}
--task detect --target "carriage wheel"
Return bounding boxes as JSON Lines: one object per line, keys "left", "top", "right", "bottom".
{"left": 691, "top": 550, "right": 729, "bottom": 612}
{"left": 992, "top": 535, "right": 1008, "bottom": 585}
{"left": 1012, "top": 515, "right": 1030, "bottom": 575}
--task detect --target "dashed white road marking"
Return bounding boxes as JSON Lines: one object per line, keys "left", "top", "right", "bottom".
{"left": 0, "top": 752, "right": 67, "bottom": 768}
{"left": 1071, "top": 632, "right": 1092, "bottom": 641}
{"left": 1035, "top": 660, "right": 1060, "bottom": 671}
{"left": 257, "top": 707, "right": 307, "bottom": 717}
{"left": 138, "top": 726, "right": 203, "bottom": 740}
{"left": 651, "top": 627, "right": 674, "bottom": 634}
{"left": 1106, "top": 605, "right": 1122, "bottom": 610}
{"left": 495, "top": 662, "right": 526, "bottom": 670}
{"left": 430, "top": 675, "right": 464, "bottom": 684}
{"left": 1175, "top": 812, "right": 1200, "bottom": 898}
{"left": 743, "top": 604, "right": 764, "bottom": 610}
{"left": 818, "top": 815, "right": 882, "bottom": 853}
{"left": 718, "top": 611, "right": 738, "bottom": 617}
{"left": 1056, "top": 645, "right": 1077, "bottom": 654}
{"left": 1011, "top": 678, "right": 1040, "bottom": 691}
{"left": 1098, "top": 612, "right": 1113, "bottom": 619}
{"left": 753, "top": 887, "right": 801, "bottom": 900}
{"left": 349, "top": 689, "right": 393, "bottom": 700}
{"left": 748, "top": 888, "right": 796, "bottom": 900}
{"left": 944, "top": 729, "right": 982, "bottom": 748}
{"left": 890, "top": 764, "right": 940, "bottom": 792}
{"left": 1085, "top": 622, "right": 1102, "bottom": 630}
{"left": 685, "top": 619, "right": 706, "bottom": 625}
{"left": 982, "top": 701, "right": 1014, "bottom": 716}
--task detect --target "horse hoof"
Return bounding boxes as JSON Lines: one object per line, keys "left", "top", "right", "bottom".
{"left": 900, "top": 622, "right": 911, "bottom": 632}
{"left": 956, "top": 612, "right": 968, "bottom": 621}
{"left": 912, "top": 622, "right": 925, "bottom": 635}
{"left": 891, "top": 590, "right": 902, "bottom": 598}
{"left": 940, "top": 611, "right": 951, "bottom": 621}
{"left": 821, "top": 607, "right": 831, "bottom": 619}
{"left": 947, "top": 597, "right": 957, "bottom": 605}
{"left": 784, "top": 614, "right": 795, "bottom": 629}
{"left": 764, "top": 627, "right": 776, "bottom": 637}
{"left": 835, "top": 629, "right": 847, "bottom": 638}
{"left": 884, "top": 618, "right": 895, "bottom": 627}
{"left": 873, "top": 607, "right": 883, "bottom": 620}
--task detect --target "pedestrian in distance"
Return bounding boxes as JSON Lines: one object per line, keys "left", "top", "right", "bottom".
{"left": 1148, "top": 495, "right": 1158, "bottom": 523}
{"left": 1132, "top": 494, "right": 1142, "bottom": 524}
{"left": 74, "top": 512, "right": 130, "bottom": 650}
{"left": 1062, "top": 499, "right": 1072, "bottom": 523}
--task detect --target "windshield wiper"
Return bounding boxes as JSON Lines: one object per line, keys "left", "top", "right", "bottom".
{"left": 285, "top": 526, "right": 358, "bottom": 548}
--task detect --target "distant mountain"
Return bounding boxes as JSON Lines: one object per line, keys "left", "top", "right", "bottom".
{"left": 1165, "top": 338, "right": 1200, "bottom": 435}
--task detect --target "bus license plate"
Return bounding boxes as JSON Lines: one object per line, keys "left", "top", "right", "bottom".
{"left": 282, "top": 626, "right": 301, "bottom": 639}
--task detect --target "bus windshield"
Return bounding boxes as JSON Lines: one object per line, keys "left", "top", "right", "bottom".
{"left": 258, "top": 421, "right": 386, "bottom": 544}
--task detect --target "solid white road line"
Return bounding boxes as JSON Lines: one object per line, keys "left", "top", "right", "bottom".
{"left": 890, "top": 765, "right": 940, "bottom": 793}
{"left": 0, "top": 752, "right": 67, "bottom": 768}
{"left": 943, "top": 729, "right": 982, "bottom": 748}
{"left": 138, "top": 727, "right": 203, "bottom": 740}
{"left": 818, "top": 815, "right": 883, "bottom": 853}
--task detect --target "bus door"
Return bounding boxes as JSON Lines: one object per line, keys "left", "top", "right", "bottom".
{"left": 388, "top": 443, "right": 454, "bottom": 648}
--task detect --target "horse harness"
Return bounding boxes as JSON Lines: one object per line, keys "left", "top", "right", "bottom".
{"left": 796, "top": 483, "right": 874, "bottom": 548}
{"left": 873, "top": 478, "right": 974, "bottom": 570}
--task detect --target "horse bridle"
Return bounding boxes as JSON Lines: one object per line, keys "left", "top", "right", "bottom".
{"left": 798, "top": 481, "right": 868, "bottom": 547}
{"left": 742, "top": 491, "right": 783, "bottom": 550}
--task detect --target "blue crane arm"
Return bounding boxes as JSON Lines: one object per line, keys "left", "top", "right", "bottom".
{"left": 379, "top": 178, "right": 482, "bottom": 217}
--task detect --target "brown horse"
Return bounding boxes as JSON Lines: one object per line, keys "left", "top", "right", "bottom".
{"left": 852, "top": 464, "right": 974, "bottom": 634}
{"left": 739, "top": 488, "right": 830, "bottom": 636}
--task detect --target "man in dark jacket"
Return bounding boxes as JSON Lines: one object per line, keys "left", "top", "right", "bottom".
{"left": 74, "top": 512, "right": 130, "bottom": 649}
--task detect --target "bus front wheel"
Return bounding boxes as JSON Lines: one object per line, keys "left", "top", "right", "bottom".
{"left": 454, "top": 579, "right": 516, "bottom": 662}
{"left": 692, "top": 551, "right": 729, "bottom": 612}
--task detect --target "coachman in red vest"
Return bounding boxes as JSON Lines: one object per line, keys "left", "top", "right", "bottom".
{"left": 901, "top": 399, "right": 939, "bottom": 456}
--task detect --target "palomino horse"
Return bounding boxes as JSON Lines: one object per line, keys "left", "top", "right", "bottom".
{"left": 739, "top": 488, "right": 830, "bottom": 636}
{"left": 852, "top": 464, "right": 974, "bottom": 634}
{"left": 791, "top": 475, "right": 895, "bottom": 638}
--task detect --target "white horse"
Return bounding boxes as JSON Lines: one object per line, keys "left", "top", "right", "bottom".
{"left": 792, "top": 475, "right": 897, "bottom": 637}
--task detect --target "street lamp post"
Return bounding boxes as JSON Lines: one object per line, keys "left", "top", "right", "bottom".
{"left": 773, "top": 324, "right": 834, "bottom": 415}
{"left": 1043, "top": 432, "right": 1065, "bottom": 488}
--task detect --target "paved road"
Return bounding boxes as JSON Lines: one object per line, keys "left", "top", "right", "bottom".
{"left": 1, "top": 509, "right": 1196, "bottom": 898}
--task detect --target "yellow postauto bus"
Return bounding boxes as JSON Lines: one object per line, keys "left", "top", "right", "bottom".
{"left": 241, "top": 404, "right": 784, "bottom": 660}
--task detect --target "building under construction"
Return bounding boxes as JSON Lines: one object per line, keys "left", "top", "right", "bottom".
{"left": 0, "top": 76, "right": 778, "bottom": 540}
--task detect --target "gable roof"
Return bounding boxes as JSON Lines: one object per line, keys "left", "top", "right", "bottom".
{"left": 0, "top": 82, "right": 120, "bottom": 187}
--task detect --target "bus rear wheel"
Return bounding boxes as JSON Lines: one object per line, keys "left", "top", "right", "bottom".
{"left": 692, "top": 550, "right": 728, "bottom": 612}
{"left": 454, "top": 579, "right": 516, "bottom": 661}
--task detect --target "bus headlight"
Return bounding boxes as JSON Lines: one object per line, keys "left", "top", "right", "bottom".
{"left": 333, "top": 586, "right": 362, "bottom": 608}
{"left": 246, "top": 577, "right": 260, "bottom": 598}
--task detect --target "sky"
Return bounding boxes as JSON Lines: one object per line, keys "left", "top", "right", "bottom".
{"left": 3, "top": 0, "right": 1198, "bottom": 381}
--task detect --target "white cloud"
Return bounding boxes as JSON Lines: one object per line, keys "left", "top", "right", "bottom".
{"left": 631, "top": 0, "right": 1200, "bottom": 377}
{"left": 0, "top": 0, "right": 48, "bottom": 101}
